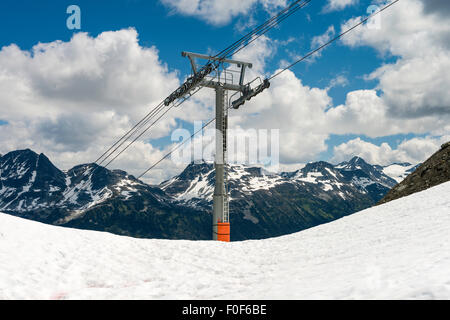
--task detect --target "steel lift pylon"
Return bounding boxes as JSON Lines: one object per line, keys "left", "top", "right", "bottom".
{"left": 171, "top": 51, "right": 270, "bottom": 241}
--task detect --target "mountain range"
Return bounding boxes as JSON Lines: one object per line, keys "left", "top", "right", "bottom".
{"left": 0, "top": 149, "right": 417, "bottom": 240}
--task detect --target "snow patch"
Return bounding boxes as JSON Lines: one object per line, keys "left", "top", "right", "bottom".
{"left": 295, "top": 171, "right": 323, "bottom": 184}
{"left": 383, "top": 164, "right": 416, "bottom": 184}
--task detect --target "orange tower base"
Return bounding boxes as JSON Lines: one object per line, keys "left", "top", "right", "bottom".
{"left": 217, "top": 222, "right": 230, "bottom": 242}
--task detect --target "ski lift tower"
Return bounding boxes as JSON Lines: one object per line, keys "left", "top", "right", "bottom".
{"left": 164, "top": 51, "right": 270, "bottom": 242}
{"left": 183, "top": 52, "right": 254, "bottom": 242}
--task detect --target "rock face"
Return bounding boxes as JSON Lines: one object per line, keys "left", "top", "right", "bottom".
{"left": 378, "top": 141, "right": 450, "bottom": 205}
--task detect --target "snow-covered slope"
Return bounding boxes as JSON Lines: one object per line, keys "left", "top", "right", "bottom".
{"left": 1, "top": 182, "right": 449, "bottom": 300}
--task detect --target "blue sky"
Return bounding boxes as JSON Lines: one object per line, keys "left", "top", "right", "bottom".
{"left": 0, "top": 0, "right": 449, "bottom": 182}
{"left": 0, "top": 0, "right": 383, "bottom": 84}
{"left": 0, "top": 0, "right": 390, "bottom": 97}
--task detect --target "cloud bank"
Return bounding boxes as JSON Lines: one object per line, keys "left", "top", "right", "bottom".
{"left": 0, "top": 29, "right": 202, "bottom": 183}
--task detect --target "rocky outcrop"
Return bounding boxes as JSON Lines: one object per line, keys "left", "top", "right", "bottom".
{"left": 378, "top": 141, "right": 450, "bottom": 205}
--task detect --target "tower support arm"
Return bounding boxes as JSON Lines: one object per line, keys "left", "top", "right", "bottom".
{"left": 182, "top": 51, "right": 253, "bottom": 70}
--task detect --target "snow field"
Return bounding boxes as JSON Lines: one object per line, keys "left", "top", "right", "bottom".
{"left": 1, "top": 182, "right": 449, "bottom": 299}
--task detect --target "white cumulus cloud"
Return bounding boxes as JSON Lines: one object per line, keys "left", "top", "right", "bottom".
{"left": 322, "top": 0, "right": 359, "bottom": 13}
{"left": 160, "top": 0, "right": 287, "bottom": 26}
{"left": 331, "top": 136, "right": 450, "bottom": 165}
{"left": 0, "top": 28, "right": 209, "bottom": 184}
{"left": 339, "top": 0, "right": 450, "bottom": 118}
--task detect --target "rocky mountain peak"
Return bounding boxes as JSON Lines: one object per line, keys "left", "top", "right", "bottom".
{"left": 0, "top": 149, "right": 161, "bottom": 215}
{"left": 337, "top": 156, "right": 371, "bottom": 171}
